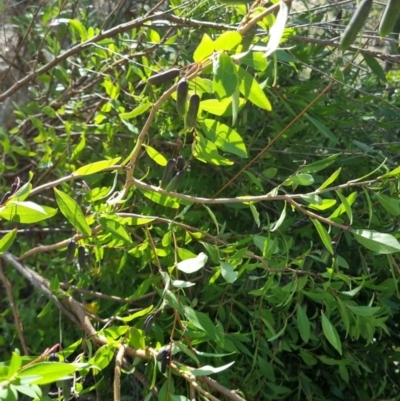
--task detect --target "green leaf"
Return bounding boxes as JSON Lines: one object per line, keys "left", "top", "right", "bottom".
{"left": 54, "top": 188, "right": 91, "bottom": 236}
{"left": 138, "top": 188, "right": 181, "bottom": 209}
{"left": 199, "top": 119, "right": 247, "bottom": 158}
{"left": 376, "top": 193, "right": 400, "bottom": 216}
{"left": 142, "top": 145, "right": 167, "bottom": 166}
{"left": 201, "top": 98, "right": 246, "bottom": 116}
{"left": 311, "top": 219, "right": 334, "bottom": 255}
{"left": 264, "top": 1, "right": 289, "bottom": 57}
{"left": 352, "top": 229, "right": 400, "bottom": 254}
{"left": 203, "top": 205, "right": 220, "bottom": 234}
{"left": 362, "top": 187, "right": 373, "bottom": 227}
{"left": 236, "top": 51, "right": 267, "bottom": 71}
{"left": 119, "top": 102, "right": 152, "bottom": 120}
{"left": 270, "top": 203, "right": 286, "bottom": 232}
{"left": 300, "top": 153, "right": 341, "bottom": 173}
{"left": 118, "top": 305, "right": 153, "bottom": 322}
{"left": 249, "top": 204, "right": 260, "bottom": 228}
{"left": 73, "top": 157, "right": 121, "bottom": 176}
{"left": 191, "top": 361, "right": 235, "bottom": 376}
{"left": 0, "top": 201, "right": 57, "bottom": 224}
{"left": 297, "top": 305, "right": 310, "bottom": 343}
{"left": 321, "top": 312, "right": 342, "bottom": 355}
{"left": 363, "top": 54, "right": 386, "bottom": 81}
{"left": 193, "top": 134, "right": 233, "bottom": 166}
{"left": 177, "top": 252, "right": 208, "bottom": 273}
{"left": 346, "top": 305, "right": 380, "bottom": 317}
{"left": 335, "top": 191, "right": 353, "bottom": 224}
{"left": 284, "top": 174, "right": 314, "bottom": 187}
{"left": 8, "top": 350, "right": 22, "bottom": 377}
{"left": 18, "top": 362, "right": 76, "bottom": 385}
{"left": 99, "top": 217, "right": 133, "bottom": 244}
{"left": 237, "top": 67, "right": 272, "bottom": 111}
{"left": 306, "top": 115, "right": 338, "bottom": 144}
{"left": 0, "top": 229, "right": 17, "bottom": 254}
{"left": 213, "top": 53, "right": 238, "bottom": 99}
{"left": 329, "top": 191, "right": 357, "bottom": 219}
{"left": 308, "top": 199, "right": 337, "bottom": 211}
{"left": 220, "top": 262, "right": 238, "bottom": 283}
{"left": 318, "top": 168, "right": 341, "bottom": 190}
{"left": 184, "top": 306, "right": 220, "bottom": 341}
{"left": 193, "top": 34, "right": 214, "bottom": 62}
{"left": 214, "top": 31, "right": 242, "bottom": 51}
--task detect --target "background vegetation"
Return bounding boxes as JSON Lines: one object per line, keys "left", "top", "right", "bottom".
{"left": 1, "top": 0, "right": 400, "bottom": 400}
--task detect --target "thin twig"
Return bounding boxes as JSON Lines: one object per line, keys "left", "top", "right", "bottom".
{"left": 0, "top": 259, "right": 29, "bottom": 355}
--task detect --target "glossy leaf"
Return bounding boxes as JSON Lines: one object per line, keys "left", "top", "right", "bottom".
{"left": 220, "top": 262, "right": 238, "bottom": 283}
{"left": 265, "top": 1, "right": 289, "bottom": 57}
{"left": 54, "top": 188, "right": 91, "bottom": 236}
{"left": 177, "top": 252, "right": 208, "bottom": 273}
{"left": 142, "top": 144, "right": 167, "bottom": 166}
{"left": 318, "top": 168, "right": 341, "bottom": 190}
{"left": 193, "top": 34, "right": 214, "bottom": 62}
{"left": 191, "top": 361, "right": 235, "bottom": 376}
{"left": 352, "top": 229, "right": 400, "bottom": 254}
{"left": 312, "top": 219, "right": 334, "bottom": 255}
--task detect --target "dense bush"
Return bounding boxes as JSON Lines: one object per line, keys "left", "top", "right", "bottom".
{"left": 1, "top": 1, "right": 400, "bottom": 400}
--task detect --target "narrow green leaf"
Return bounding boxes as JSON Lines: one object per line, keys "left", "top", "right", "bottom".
{"left": 352, "top": 229, "right": 400, "bottom": 254}
{"left": 138, "top": 188, "right": 181, "bottom": 209}
{"left": 335, "top": 191, "right": 353, "bottom": 224}
{"left": 142, "top": 145, "right": 167, "bottom": 167}
{"left": 306, "top": 115, "right": 338, "bottom": 144}
{"left": 54, "top": 188, "right": 91, "bottom": 236}
{"left": 193, "top": 134, "right": 233, "bottom": 166}
{"left": 249, "top": 204, "right": 260, "bottom": 228}
{"left": 362, "top": 187, "right": 373, "bottom": 227}
{"left": 191, "top": 361, "right": 235, "bottom": 376}
{"left": 8, "top": 351, "right": 22, "bottom": 378}
{"left": 73, "top": 157, "right": 121, "bottom": 176}
{"left": 308, "top": 199, "right": 337, "bottom": 210}
{"left": 321, "top": 311, "right": 342, "bottom": 355}
{"left": 118, "top": 305, "right": 153, "bottom": 322}
{"left": 300, "top": 153, "right": 341, "bottom": 174}
{"left": 203, "top": 205, "right": 219, "bottom": 234}
{"left": 231, "top": 86, "right": 240, "bottom": 126}
{"left": 270, "top": 203, "right": 286, "bottom": 232}
{"left": 318, "top": 167, "right": 341, "bottom": 190}
{"left": 329, "top": 192, "right": 357, "bottom": 219}
{"left": 311, "top": 219, "right": 334, "bottom": 255}
{"left": 297, "top": 305, "right": 310, "bottom": 343}
{"left": 265, "top": 1, "right": 289, "bottom": 57}
{"left": 346, "top": 305, "right": 380, "bottom": 316}
{"left": 119, "top": 102, "right": 152, "bottom": 120}
{"left": 363, "top": 54, "right": 386, "bottom": 81}
{"left": 0, "top": 229, "right": 17, "bottom": 254}
{"left": 201, "top": 98, "right": 246, "bottom": 117}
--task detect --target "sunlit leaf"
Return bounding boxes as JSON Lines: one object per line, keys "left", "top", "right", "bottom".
{"left": 220, "top": 262, "right": 238, "bottom": 283}
{"left": 0, "top": 201, "right": 57, "bottom": 224}
{"left": 0, "top": 229, "right": 17, "bottom": 254}
{"left": 191, "top": 361, "right": 235, "bottom": 376}
{"left": 214, "top": 31, "right": 242, "bottom": 51}
{"left": 177, "top": 252, "right": 208, "bottom": 273}
{"left": 265, "top": 2, "right": 289, "bottom": 57}
{"left": 142, "top": 145, "right": 167, "bottom": 166}
{"left": 73, "top": 157, "right": 121, "bottom": 176}
{"left": 54, "top": 188, "right": 91, "bottom": 236}
{"left": 213, "top": 53, "right": 238, "bottom": 99}
{"left": 352, "top": 229, "right": 400, "bottom": 254}
{"left": 193, "top": 34, "right": 214, "bottom": 62}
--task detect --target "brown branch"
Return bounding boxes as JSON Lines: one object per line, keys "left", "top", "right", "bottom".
{"left": 114, "top": 345, "right": 125, "bottom": 401}
{"left": 0, "top": 259, "right": 29, "bottom": 355}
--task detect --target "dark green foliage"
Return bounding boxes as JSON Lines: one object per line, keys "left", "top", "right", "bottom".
{"left": 1, "top": 1, "right": 400, "bottom": 401}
